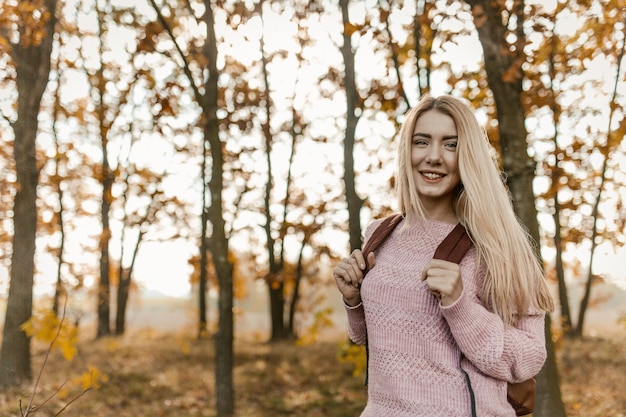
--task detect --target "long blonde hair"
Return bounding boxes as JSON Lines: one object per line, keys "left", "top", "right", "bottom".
{"left": 396, "top": 94, "right": 554, "bottom": 325}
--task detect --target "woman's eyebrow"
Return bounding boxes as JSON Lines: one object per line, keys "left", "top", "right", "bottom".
{"left": 412, "top": 132, "right": 458, "bottom": 139}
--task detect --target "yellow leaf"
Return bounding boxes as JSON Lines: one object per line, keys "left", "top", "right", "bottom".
{"left": 20, "top": 309, "right": 79, "bottom": 362}
{"left": 344, "top": 22, "right": 360, "bottom": 36}
{"left": 82, "top": 366, "right": 108, "bottom": 390}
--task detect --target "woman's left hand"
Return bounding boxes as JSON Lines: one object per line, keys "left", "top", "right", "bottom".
{"left": 421, "top": 259, "right": 463, "bottom": 306}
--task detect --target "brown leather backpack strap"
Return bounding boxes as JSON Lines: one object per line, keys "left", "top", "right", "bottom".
{"left": 433, "top": 223, "right": 472, "bottom": 264}
{"left": 507, "top": 378, "right": 536, "bottom": 416}
{"left": 361, "top": 213, "right": 403, "bottom": 275}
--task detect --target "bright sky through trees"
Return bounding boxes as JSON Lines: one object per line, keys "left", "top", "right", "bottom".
{"left": 0, "top": 0, "right": 624, "bottom": 303}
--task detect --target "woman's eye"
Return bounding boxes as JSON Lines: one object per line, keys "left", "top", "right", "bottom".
{"left": 413, "top": 139, "right": 428, "bottom": 146}
{"left": 445, "top": 141, "right": 458, "bottom": 149}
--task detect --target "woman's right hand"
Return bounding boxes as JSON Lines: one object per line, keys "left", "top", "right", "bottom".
{"left": 333, "top": 249, "right": 375, "bottom": 306}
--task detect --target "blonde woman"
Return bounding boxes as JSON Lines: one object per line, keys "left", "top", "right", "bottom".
{"left": 333, "top": 94, "right": 554, "bottom": 417}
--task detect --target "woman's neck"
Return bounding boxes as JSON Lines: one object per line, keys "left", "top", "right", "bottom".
{"left": 422, "top": 203, "right": 458, "bottom": 224}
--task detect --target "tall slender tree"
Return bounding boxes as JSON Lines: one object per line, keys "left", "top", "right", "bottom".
{"left": 524, "top": 0, "right": 626, "bottom": 340}
{"left": 204, "top": 4, "right": 234, "bottom": 414}
{"left": 575, "top": 24, "right": 625, "bottom": 337}
{"left": 339, "top": 0, "right": 364, "bottom": 251}
{"left": 95, "top": 1, "right": 112, "bottom": 338}
{"left": 258, "top": 0, "right": 286, "bottom": 341}
{"left": 0, "top": 0, "right": 58, "bottom": 387}
{"left": 147, "top": 0, "right": 234, "bottom": 413}
{"left": 462, "top": 1, "right": 566, "bottom": 415}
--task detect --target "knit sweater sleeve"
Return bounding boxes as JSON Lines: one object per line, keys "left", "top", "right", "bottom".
{"left": 441, "top": 283, "right": 547, "bottom": 383}
{"left": 344, "top": 301, "right": 367, "bottom": 345}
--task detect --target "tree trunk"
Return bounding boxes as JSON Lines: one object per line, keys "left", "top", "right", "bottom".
{"left": 553, "top": 196, "right": 572, "bottom": 334}
{"left": 50, "top": 85, "right": 66, "bottom": 316}
{"left": 535, "top": 314, "right": 566, "bottom": 415}
{"left": 204, "top": 2, "right": 234, "bottom": 415}
{"left": 115, "top": 230, "right": 143, "bottom": 335}
{"left": 282, "top": 108, "right": 300, "bottom": 339}
{"left": 339, "top": 0, "right": 363, "bottom": 251}
{"left": 52, "top": 140, "right": 66, "bottom": 315}
{"left": 464, "top": 1, "right": 567, "bottom": 416}
{"left": 574, "top": 34, "right": 624, "bottom": 338}
{"left": 380, "top": 2, "right": 410, "bottom": 107}
{"left": 0, "top": 0, "right": 58, "bottom": 388}
{"left": 146, "top": 0, "right": 233, "bottom": 412}
{"left": 287, "top": 239, "right": 307, "bottom": 337}
{"left": 199, "top": 171, "right": 209, "bottom": 338}
{"left": 413, "top": 0, "right": 434, "bottom": 97}
{"left": 96, "top": 4, "right": 111, "bottom": 338}
{"left": 268, "top": 284, "right": 285, "bottom": 340}
{"left": 115, "top": 269, "right": 131, "bottom": 335}
{"left": 547, "top": 37, "right": 573, "bottom": 336}
{"left": 259, "top": 3, "right": 287, "bottom": 341}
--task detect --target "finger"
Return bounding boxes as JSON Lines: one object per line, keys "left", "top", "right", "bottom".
{"left": 421, "top": 260, "right": 437, "bottom": 281}
{"left": 345, "top": 257, "right": 363, "bottom": 277}
{"left": 366, "top": 252, "right": 376, "bottom": 270}
{"left": 422, "top": 259, "right": 458, "bottom": 279}
{"left": 350, "top": 249, "right": 367, "bottom": 270}
{"left": 336, "top": 261, "right": 362, "bottom": 287}
{"left": 421, "top": 265, "right": 432, "bottom": 281}
{"left": 429, "top": 259, "right": 457, "bottom": 271}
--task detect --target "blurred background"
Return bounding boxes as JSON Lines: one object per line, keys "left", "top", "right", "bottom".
{"left": 0, "top": 0, "right": 625, "bottom": 416}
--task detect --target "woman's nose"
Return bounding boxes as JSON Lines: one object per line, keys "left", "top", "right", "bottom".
{"left": 426, "top": 145, "right": 442, "bottom": 164}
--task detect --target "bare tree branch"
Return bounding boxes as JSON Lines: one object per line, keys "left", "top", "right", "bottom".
{"left": 148, "top": 0, "right": 205, "bottom": 106}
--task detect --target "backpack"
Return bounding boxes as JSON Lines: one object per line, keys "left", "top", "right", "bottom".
{"left": 361, "top": 214, "right": 535, "bottom": 416}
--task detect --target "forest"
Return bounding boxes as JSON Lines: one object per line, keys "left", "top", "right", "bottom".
{"left": 0, "top": 0, "right": 625, "bottom": 416}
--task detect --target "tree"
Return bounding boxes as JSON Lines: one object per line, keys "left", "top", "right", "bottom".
{"left": 574, "top": 22, "right": 625, "bottom": 337}
{"left": 339, "top": 0, "right": 364, "bottom": 251}
{"left": 94, "top": 0, "right": 113, "bottom": 338}
{"left": 147, "top": 0, "right": 234, "bottom": 414}
{"left": 49, "top": 79, "right": 68, "bottom": 315}
{"left": 114, "top": 177, "right": 176, "bottom": 335}
{"left": 526, "top": 0, "right": 626, "bottom": 339}
{"left": 253, "top": 0, "right": 336, "bottom": 342}
{"left": 0, "top": 0, "right": 58, "bottom": 388}
{"left": 258, "top": 0, "right": 288, "bottom": 341}
{"left": 462, "top": 1, "right": 566, "bottom": 415}
{"left": 35, "top": 1, "right": 106, "bottom": 320}
{"left": 80, "top": 0, "right": 152, "bottom": 338}
{"left": 545, "top": 14, "right": 573, "bottom": 335}
{"left": 204, "top": 5, "right": 234, "bottom": 414}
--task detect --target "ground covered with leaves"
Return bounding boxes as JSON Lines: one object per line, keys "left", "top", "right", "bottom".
{"left": 0, "top": 330, "right": 624, "bottom": 417}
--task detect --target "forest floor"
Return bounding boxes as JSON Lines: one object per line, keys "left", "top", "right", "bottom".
{"left": 0, "top": 330, "right": 624, "bottom": 417}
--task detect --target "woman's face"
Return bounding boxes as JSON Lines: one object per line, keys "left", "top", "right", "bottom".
{"left": 410, "top": 109, "right": 461, "bottom": 211}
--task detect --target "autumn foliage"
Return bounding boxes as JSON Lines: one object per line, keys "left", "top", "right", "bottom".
{"left": 1, "top": 0, "right": 625, "bottom": 416}
{"left": 0, "top": 331, "right": 623, "bottom": 416}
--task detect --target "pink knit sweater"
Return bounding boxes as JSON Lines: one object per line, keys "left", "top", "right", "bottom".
{"left": 344, "top": 218, "right": 547, "bottom": 417}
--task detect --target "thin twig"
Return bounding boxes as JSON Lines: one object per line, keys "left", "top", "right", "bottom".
{"left": 147, "top": 0, "right": 204, "bottom": 105}
{"left": 31, "top": 380, "right": 68, "bottom": 413}
{"left": 20, "top": 297, "right": 91, "bottom": 416}
{"left": 24, "top": 298, "right": 69, "bottom": 414}
{"left": 53, "top": 371, "right": 93, "bottom": 417}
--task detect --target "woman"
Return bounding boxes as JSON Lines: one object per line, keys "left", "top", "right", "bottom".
{"left": 333, "top": 94, "right": 554, "bottom": 417}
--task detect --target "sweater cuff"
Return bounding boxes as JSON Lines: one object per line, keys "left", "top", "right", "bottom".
{"left": 343, "top": 300, "right": 365, "bottom": 324}
{"left": 440, "top": 289, "right": 477, "bottom": 330}
{"left": 343, "top": 300, "right": 363, "bottom": 309}
{"left": 440, "top": 288, "right": 466, "bottom": 311}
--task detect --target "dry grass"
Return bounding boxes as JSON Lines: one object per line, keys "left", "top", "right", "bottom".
{"left": 559, "top": 336, "right": 626, "bottom": 417}
{"left": 0, "top": 330, "right": 623, "bottom": 417}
